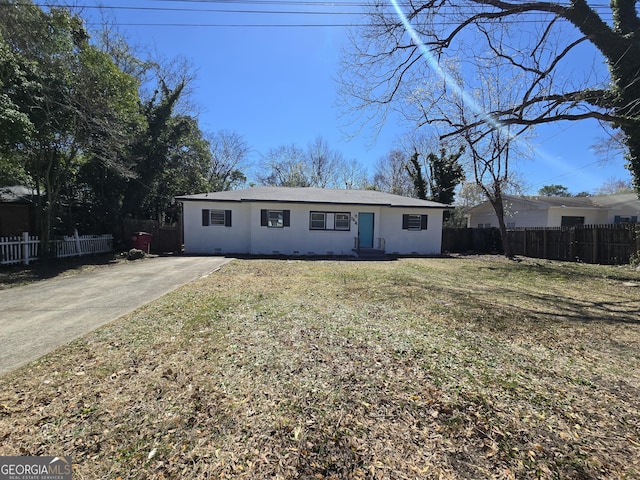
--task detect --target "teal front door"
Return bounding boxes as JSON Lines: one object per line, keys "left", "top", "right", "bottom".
{"left": 358, "top": 212, "right": 374, "bottom": 248}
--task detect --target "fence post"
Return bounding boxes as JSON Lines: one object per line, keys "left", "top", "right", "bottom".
{"left": 569, "top": 228, "right": 575, "bottom": 260}
{"left": 73, "top": 229, "right": 83, "bottom": 256}
{"left": 22, "top": 232, "right": 30, "bottom": 266}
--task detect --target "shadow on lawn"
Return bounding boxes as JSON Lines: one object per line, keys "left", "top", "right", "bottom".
{"left": 0, "top": 253, "right": 124, "bottom": 288}
{"left": 517, "top": 289, "right": 640, "bottom": 325}
{"left": 466, "top": 284, "right": 640, "bottom": 326}
{"left": 476, "top": 258, "right": 640, "bottom": 284}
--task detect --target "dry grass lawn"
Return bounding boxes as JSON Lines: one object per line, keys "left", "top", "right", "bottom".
{"left": 1, "top": 256, "right": 639, "bottom": 479}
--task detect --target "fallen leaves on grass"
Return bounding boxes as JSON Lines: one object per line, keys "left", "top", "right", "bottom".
{"left": 1, "top": 257, "right": 639, "bottom": 479}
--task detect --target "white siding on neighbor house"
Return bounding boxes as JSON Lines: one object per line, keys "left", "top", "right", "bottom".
{"left": 546, "top": 207, "right": 601, "bottom": 227}
{"left": 468, "top": 194, "right": 640, "bottom": 228}
{"left": 604, "top": 209, "right": 640, "bottom": 224}
{"left": 470, "top": 199, "right": 551, "bottom": 228}
{"left": 182, "top": 200, "right": 444, "bottom": 255}
{"left": 503, "top": 200, "right": 549, "bottom": 228}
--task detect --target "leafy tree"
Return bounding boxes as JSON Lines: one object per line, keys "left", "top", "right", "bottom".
{"left": 0, "top": 1, "right": 141, "bottom": 250}
{"left": 405, "top": 152, "right": 428, "bottom": 200}
{"left": 538, "top": 184, "right": 571, "bottom": 197}
{"left": 0, "top": 152, "right": 29, "bottom": 186}
{"left": 122, "top": 79, "right": 210, "bottom": 219}
{"left": 425, "top": 146, "right": 465, "bottom": 205}
{"left": 340, "top": 0, "right": 640, "bottom": 194}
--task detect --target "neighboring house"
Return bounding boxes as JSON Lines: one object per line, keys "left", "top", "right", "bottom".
{"left": 176, "top": 186, "right": 448, "bottom": 256}
{"left": 0, "top": 186, "right": 37, "bottom": 236}
{"left": 467, "top": 194, "right": 640, "bottom": 229}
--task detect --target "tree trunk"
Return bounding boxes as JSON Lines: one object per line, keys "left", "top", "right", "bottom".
{"left": 489, "top": 192, "right": 514, "bottom": 259}
{"left": 621, "top": 122, "right": 640, "bottom": 195}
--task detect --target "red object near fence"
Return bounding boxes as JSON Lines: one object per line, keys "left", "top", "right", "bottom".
{"left": 131, "top": 232, "right": 153, "bottom": 253}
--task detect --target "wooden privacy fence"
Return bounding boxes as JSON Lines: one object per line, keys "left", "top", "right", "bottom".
{"left": 507, "top": 224, "right": 640, "bottom": 265}
{"left": 0, "top": 232, "right": 113, "bottom": 266}
{"left": 121, "top": 219, "right": 182, "bottom": 253}
{"left": 442, "top": 228, "right": 503, "bottom": 254}
{"left": 442, "top": 224, "right": 640, "bottom": 265}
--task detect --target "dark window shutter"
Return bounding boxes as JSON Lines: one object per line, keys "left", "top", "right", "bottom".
{"left": 421, "top": 214, "right": 428, "bottom": 230}
{"left": 402, "top": 214, "right": 409, "bottom": 230}
{"left": 225, "top": 210, "right": 232, "bottom": 227}
{"left": 614, "top": 215, "right": 621, "bottom": 224}
{"left": 202, "top": 209, "right": 210, "bottom": 226}
{"left": 283, "top": 210, "right": 290, "bottom": 227}
{"left": 261, "top": 209, "right": 268, "bottom": 226}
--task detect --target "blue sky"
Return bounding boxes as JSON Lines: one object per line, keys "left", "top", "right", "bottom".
{"left": 54, "top": 0, "right": 631, "bottom": 195}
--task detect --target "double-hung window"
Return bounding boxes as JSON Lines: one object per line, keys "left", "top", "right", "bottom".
{"left": 268, "top": 210, "right": 283, "bottom": 228}
{"left": 402, "top": 214, "right": 428, "bottom": 231}
{"left": 209, "top": 210, "right": 226, "bottom": 225}
{"left": 202, "top": 209, "right": 232, "bottom": 227}
{"left": 310, "top": 212, "right": 326, "bottom": 229}
{"left": 335, "top": 213, "right": 350, "bottom": 230}
{"left": 309, "top": 212, "right": 351, "bottom": 231}
{"left": 261, "top": 209, "right": 290, "bottom": 228}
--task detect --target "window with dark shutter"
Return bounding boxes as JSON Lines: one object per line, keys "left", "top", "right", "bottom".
{"left": 203, "top": 209, "right": 230, "bottom": 226}
{"left": 261, "top": 209, "right": 290, "bottom": 228}
{"left": 402, "top": 213, "right": 427, "bottom": 230}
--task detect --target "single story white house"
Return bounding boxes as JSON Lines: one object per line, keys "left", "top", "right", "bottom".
{"left": 176, "top": 186, "right": 448, "bottom": 257}
{"left": 468, "top": 193, "right": 640, "bottom": 228}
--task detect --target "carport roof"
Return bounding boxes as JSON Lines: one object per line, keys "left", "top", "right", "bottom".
{"left": 176, "top": 186, "right": 448, "bottom": 208}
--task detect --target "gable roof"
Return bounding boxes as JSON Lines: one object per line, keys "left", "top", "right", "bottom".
{"left": 0, "top": 186, "right": 36, "bottom": 204}
{"left": 176, "top": 186, "right": 448, "bottom": 208}
{"left": 470, "top": 193, "right": 640, "bottom": 213}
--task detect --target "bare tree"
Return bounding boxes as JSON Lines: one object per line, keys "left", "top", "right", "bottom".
{"left": 336, "top": 158, "right": 370, "bottom": 189}
{"left": 596, "top": 177, "right": 635, "bottom": 195}
{"left": 305, "top": 136, "right": 343, "bottom": 188}
{"left": 207, "top": 130, "right": 249, "bottom": 191}
{"left": 340, "top": 0, "right": 640, "bottom": 193}
{"left": 466, "top": 126, "right": 516, "bottom": 257}
{"left": 450, "top": 63, "right": 529, "bottom": 258}
{"left": 258, "top": 138, "right": 369, "bottom": 189}
{"left": 372, "top": 149, "right": 414, "bottom": 196}
{"left": 257, "top": 144, "right": 310, "bottom": 187}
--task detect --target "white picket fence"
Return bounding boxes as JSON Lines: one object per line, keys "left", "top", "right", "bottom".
{"left": 0, "top": 231, "right": 113, "bottom": 266}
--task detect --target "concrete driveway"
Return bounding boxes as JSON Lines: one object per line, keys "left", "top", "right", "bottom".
{"left": 0, "top": 256, "right": 232, "bottom": 375}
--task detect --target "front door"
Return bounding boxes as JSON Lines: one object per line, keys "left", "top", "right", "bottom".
{"left": 358, "top": 212, "right": 374, "bottom": 248}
